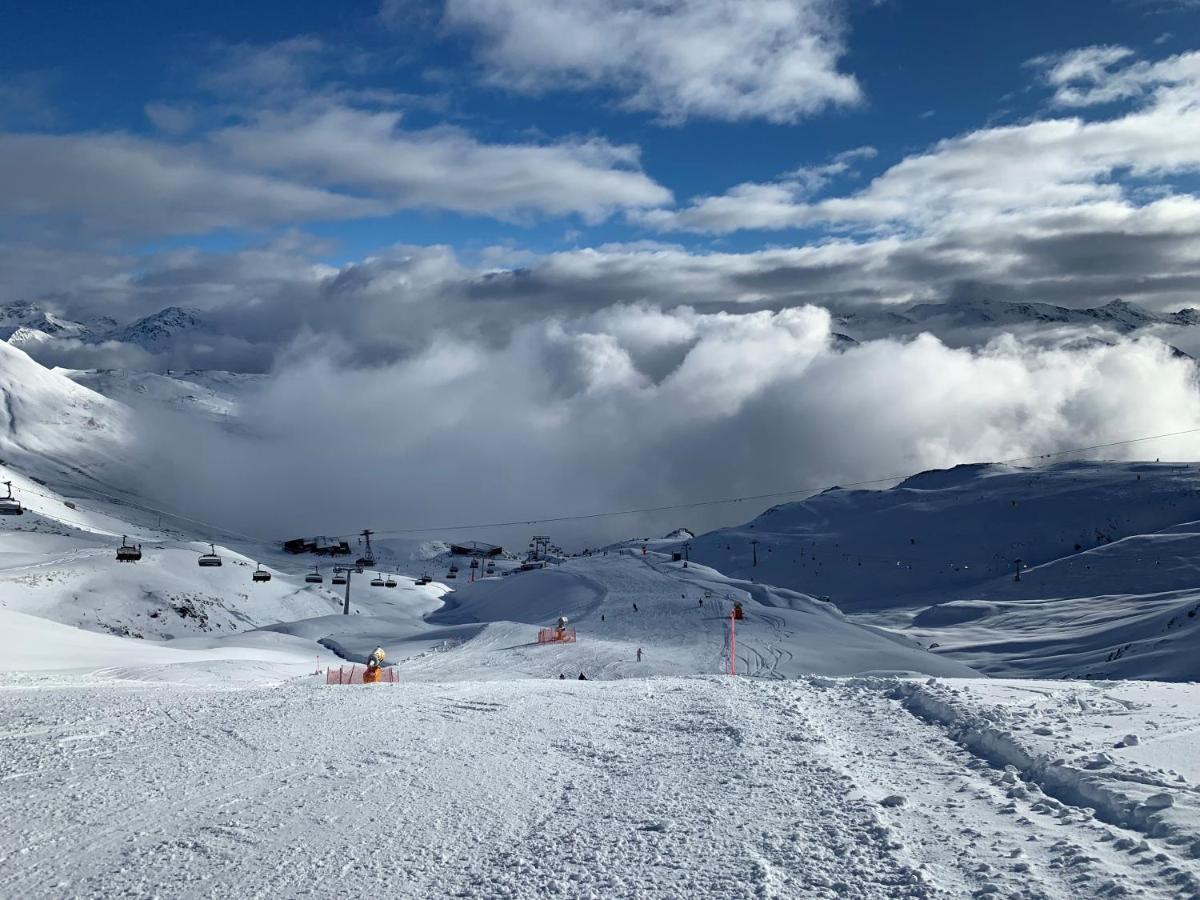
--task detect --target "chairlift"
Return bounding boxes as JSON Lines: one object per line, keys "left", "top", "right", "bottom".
{"left": 485, "top": 562, "right": 496, "bottom": 574}
{"left": 252, "top": 564, "right": 272, "bottom": 583}
{"left": 305, "top": 565, "right": 323, "bottom": 585}
{"left": 370, "top": 572, "right": 385, "bottom": 587}
{"left": 198, "top": 543, "right": 222, "bottom": 567}
{"left": 385, "top": 574, "right": 397, "bottom": 588}
{"left": 115, "top": 535, "right": 142, "bottom": 563}
{"left": 0, "top": 481, "right": 23, "bottom": 516}
{"left": 446, "top": 567, "right": 457, "bottom": 579}
{"left": 469, "top": 558, "right": 479, "bottom": 569}
{"left": 415, "top": 574, "right": 431, "bottom": 585}
{"left": 332, "top": 571, "right": 347, "bottom": 586}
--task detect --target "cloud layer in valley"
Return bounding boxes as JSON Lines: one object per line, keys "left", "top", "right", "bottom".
{"left": 131, "top": 304, "right": 1200, "bottom": 547}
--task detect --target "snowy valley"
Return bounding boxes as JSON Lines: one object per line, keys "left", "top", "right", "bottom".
{"left": 2, "top": 339, "right": 1200, "bottom": 897}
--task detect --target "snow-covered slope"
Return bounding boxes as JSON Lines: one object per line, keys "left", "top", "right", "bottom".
{"left": 0, "top": 340, "right": 131, "bottom": 484}
{"left": 63, "top": 368, "right": 263, "bottom": 421}
{"left": 411, "top": 549, "right": 976, "bottom": 680}
{"left": 688, "top": 461, "right": 1200, "bottom": 613}
{"left": 906, "top": 524, "right": 1200, "bottom": 680}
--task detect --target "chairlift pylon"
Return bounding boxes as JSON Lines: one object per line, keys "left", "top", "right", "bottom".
{"left": 198, "top": 543, "right": 222, "bottom": 567}
{"left": 356, "top": 529, "right": 376, "bottom": 568}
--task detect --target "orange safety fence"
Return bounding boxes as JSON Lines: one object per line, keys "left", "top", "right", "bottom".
{"left": 537, "top": 626, "right": 577, "bottom": 644}
{"left": 325, "top": 665, "right": 400, "bottom": 685}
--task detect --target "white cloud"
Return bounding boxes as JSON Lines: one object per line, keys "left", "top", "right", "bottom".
{"left": 0, "top": 102, "right": 671, "bottom": 242}
{"left": 136, "top": 303, "right": 1200, "bottom": 545}
{"left": 441, "top": 0, "right": 861, "bottom": 123}
{"left": 199, "top": 36, "right": 329, "bottom": 97}
{"left": 0, "top": 132, "right": 375, "bottom": 240}
{"left": 215, "top": 104, "right": 671, "bottom": 220}
{"left": 1036, "top": 45, "right": 1200, "bottom": 107}
{"left": 144, "top": 102, "right": 196, "bottom": 135}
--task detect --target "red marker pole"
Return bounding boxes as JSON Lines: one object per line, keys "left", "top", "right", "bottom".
{"left": 729, "top": 609, "right": 737, "bottom": 676}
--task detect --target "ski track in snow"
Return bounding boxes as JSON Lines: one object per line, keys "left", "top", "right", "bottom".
{"left": 3, "top": 677, "right": 1199, "bottom": 899}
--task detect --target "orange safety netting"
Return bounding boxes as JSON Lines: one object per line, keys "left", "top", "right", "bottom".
{"left": 537, "top": 626, "right": 577, "bottom": 644}
{"left": 325, "top": 665, "right": 399, "bottom": 685}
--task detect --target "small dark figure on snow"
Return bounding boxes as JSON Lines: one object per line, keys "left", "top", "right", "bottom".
{"left": 636, "top": 647, "right": 642, "bottom": 662}
{"left": 699, "top": 598, "right": 703, "bottom": 607}
{"left": 559, "top": 673, "right": 565, "bottom": 680}
{"left": 578, "top": 672, "right": 588, "bottom": 681}
{"left": 633, "top": 603, "right": 638, "bottom": 612}
{"left": 601, "top": 613, "right": 605, "bottom": 622}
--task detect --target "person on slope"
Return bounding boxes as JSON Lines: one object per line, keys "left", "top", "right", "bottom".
{"left": 636, "top": 647, "right": 642, "bottom": 662}
{"left": 578, "top": 672, "right": 588, "bottom": 681}
{"left": 559, "top": 673, "right": 566, "bottom": 680}
{"left": 633, "top": 603, "right": 638, "bottom": 612}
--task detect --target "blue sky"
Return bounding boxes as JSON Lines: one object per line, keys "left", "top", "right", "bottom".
{"left": 0, "top": 0, "right": 1198, "bottom": 319}
{"left": 3, "top": 0, "right": 1198, "bottom": 267}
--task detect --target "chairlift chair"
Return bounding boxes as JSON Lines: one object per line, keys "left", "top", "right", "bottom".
{"left": 252, "top": 564, "right": 272, "bottom": 583}
{"left": 198, "top": 543, "right": 222, "bottom": 567}
{"left": 0, "top": 481, "right": 23, "bottom": 516}
{"left": 332, "top": 571, "right": 347, "bottom": 586}
{"left": 469, "top": 558, "right": 479, "bottom": 569}
{"left": 116, "top": 536, "right": 142, "bottom": 563}
{"left": 370, "top": 573, "right": 385, "bottom": 587}
{"left": 385, "top": 574, "right": 397, "bottom": 588}
{"left": 305, "top": 566, "right": 323, "bottom": 584}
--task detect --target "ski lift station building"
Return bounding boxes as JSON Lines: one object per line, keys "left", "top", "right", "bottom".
{"left": 282, "top": 536, "right": 352, "bottom": 557}
{"left": 449, "top": 540, "right": 503, "bottom": 557}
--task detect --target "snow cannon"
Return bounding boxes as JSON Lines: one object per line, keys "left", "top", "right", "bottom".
{"left": 326, "top": 647, "right": 394, "bottom": 685}
{"left": 537, "top": 617, "right": 577, "bottom": 644}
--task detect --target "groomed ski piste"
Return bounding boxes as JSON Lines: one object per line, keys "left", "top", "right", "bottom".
{"left": 6, "top": 353, "right": 1200, "bottom": 897}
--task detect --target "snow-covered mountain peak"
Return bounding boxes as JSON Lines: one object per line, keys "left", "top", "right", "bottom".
{"left": 106, "top": 306, "right": 211, "bottom": 349}
{"left": 0, "top": 302, "right": 94, "bottom": 340}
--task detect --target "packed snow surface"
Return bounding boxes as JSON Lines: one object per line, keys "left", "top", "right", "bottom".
{"left": 7, "top": 674, "right": 1200, "bottom": 898}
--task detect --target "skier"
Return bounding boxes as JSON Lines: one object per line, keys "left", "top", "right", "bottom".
{"left": 559, "top": 673, "right": 565, "bottom": 680}
{"left": 699, "top": 598, "right": 703, "bottom": 608}
{"left": 636, "top": 647, "right": 642, "bottom": 662}
{"left": 601, "top": 613, "right": 605, "bottom": 622}
{"left": 633, "top": 603, "right": 638, "bottom": 612}
{"left": 578, "top": 672, "right": 588, "bottom": 681}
